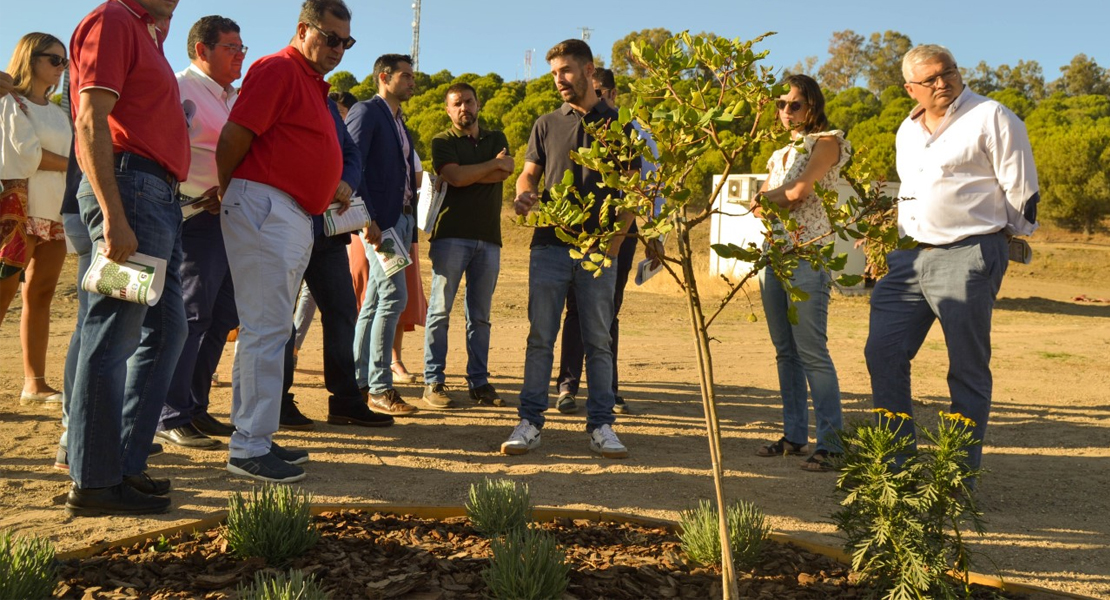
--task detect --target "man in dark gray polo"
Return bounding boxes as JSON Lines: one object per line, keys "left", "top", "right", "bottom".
{"left": 422, "top": 82, "right": 513, "bottom": 408}
{"left": 504, "top": 39, "right": 635, "bottom": 459}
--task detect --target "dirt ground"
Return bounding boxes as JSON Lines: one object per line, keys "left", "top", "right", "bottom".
{"left": 1, "top": 218, "right": 1108, "bottom": 599}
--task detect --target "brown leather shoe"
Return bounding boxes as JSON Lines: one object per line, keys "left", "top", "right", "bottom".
{"left": 367, "top": 389, "right": 417, "bottom": 416}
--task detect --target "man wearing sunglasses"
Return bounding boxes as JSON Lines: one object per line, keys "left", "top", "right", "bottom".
{"left": 155, "top": 15, "right": 245, "bottom": 452}
{"left": 866, "top": 44, "right": 1039, "bottom": 478}
{"left": 215, "top": 0, "right": 353, "bottom": 484}
{"left": 346, "top": 54, "right": 423, "bottom": 416}
{"left": 65, "top": 0, "right": 191, "bottom": 517}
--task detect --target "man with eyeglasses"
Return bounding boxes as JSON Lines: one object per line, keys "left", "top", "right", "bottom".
{"left": 866, "top": 44, "right": 1039, "bottom": 477}
{"left": 554, "top": 67, "right": 661, "bottom": 417}
{"left": 347, "top": 54, "right": 425, "bottom": 415}
{"left": 153, "top": 15, "right": 244, "bottom": 452}
{"left": 65, "top": 0, "right": 191, "bottom": 516}
{"left": 215, "top": 0, "right": 353, "bottom": 483}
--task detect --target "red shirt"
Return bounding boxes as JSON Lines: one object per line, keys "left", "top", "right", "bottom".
{"left": 69, "top": 0, "right": 190, "bottom": 182}
{"left": 228, "top": 46, "right": 341, "bottom": 215}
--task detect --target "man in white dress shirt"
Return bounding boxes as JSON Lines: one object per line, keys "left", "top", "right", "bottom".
{"left": 156, "top": 15, "right": 244, "bottom": 450}
{"left": 865, "top": 44, "right": 1039, "bottom": 473}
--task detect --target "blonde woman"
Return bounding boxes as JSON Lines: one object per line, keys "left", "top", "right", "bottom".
{"left": 0, "top": 33, "right": 72, "bottom": 404}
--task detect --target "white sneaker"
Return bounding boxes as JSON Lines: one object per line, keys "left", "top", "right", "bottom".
{"left": 589, "top": 424, "right": 629, "bottom": 458}
{"left": 501, "top": 419, "right": 541, "bottom": 455}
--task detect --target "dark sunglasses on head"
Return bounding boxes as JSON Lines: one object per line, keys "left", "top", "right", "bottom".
{"left": 307, "top": 23, "right": 356, "bottom": 50}
{"left": 775, "top": 99, "right": 806, "bottom": 112}
{"left": 34, "top": 53, "right": 69, "bottom": 68}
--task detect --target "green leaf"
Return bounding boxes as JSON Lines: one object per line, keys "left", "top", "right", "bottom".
{"left": 836, "top": 274, "right": 864, "bottom": 287}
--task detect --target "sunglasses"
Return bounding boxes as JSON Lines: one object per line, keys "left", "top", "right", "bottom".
{"left": 594, "top": 88, "right": 610, "bottom": 98}
{"left": 34, "top": 53, "right": 69, "bottom": 68}
{"left": 307, "top": 23, "right": 356, "bottom": 50}
{"left": 775, "top": 100, "right": 807, "bottom": 112}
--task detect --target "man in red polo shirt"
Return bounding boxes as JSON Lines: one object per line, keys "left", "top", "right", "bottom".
{"left": 65, "top": 0, "right": 191, "bottom": 517}
{"left": 215, "top": 0, "right": 352, "bottom": 483}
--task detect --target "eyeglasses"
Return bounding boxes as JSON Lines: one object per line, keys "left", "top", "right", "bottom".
{"left": 775, "top": 99, "right": 807, "bottom": 112}
{"left": 307, "top": 23, "right": 356, "bottom": 50}
{"left": 594, "top": 88, "right": 610, "bottom": 98}
{"left": 907, "top": 68, "right": 960, "bottom": 89}
{"left": 34, "top": 53, "right": 69, "bottom": 68}
{"left": 211, "top": 43, "right": 248, "bottom": 55}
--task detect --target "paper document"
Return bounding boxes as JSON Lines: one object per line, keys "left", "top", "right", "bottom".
{"left": 374, "top": 227, "right": 412, "bottom": 277}
{"left": 179, "top": 193, "right": 207, "bottom": 221}
{"left": 417, "top": 172, "right": 448, "bottom": 234}
{"left": 82, "top": 242, "right": 167, "bottom": 306}
{"left": 635, "top": 257, "right": 664, "bottom": 286}
{"left": 323, "top": 197, "right": 370, "bottom": 237}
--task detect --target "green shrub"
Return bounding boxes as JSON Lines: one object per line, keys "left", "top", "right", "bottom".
{"left": 237, "top": 569, "right": 329, "bottom": 600}
{"left": 482, "top": 527, "right": 569, "bottom": 600}
{"left": 0, "top": 529, "right": 57, "bottom": 599}
{"left": 223, "top": 484, "right": 319, "bottom": 565}
{"left": 465, "top": 478, "right": 532, "bottom": 536}
{"left": 832, "top": 410, "right": 986, "bottom": 600}
{"left": 678, "top": 499, "right": 770, "bottom": 569}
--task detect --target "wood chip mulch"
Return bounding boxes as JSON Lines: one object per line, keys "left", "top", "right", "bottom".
{"left": 54, "top": 509, "right": 1022, "bottom": 599}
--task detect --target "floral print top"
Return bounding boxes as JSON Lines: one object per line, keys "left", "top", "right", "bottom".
{"left": 764, "top": 130, "right": 851, "bottom": 246}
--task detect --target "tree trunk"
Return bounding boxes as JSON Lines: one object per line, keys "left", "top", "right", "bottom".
{"left": 676, "top": 217, "right": 739, "bottom": 599}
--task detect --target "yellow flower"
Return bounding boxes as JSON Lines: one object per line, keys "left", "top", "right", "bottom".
{"left": 939, "top": 411, "right": 976, "bottom": 428}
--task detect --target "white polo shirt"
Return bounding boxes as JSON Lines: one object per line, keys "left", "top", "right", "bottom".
{"left": 895, "top": 86, "right": 1039, "bottom": 245}
{"left": 176, "top": 63, "right": 237, "bottom": 198}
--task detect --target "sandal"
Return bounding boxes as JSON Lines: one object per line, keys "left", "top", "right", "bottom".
{"left": 801, "top": 450, "right": 840, "bottom": 472}
{"left": 390, "top": 360, "right": 418, "bottom": 384}
{"left": 755, "top": 436, "right": 808, "bottom": 457}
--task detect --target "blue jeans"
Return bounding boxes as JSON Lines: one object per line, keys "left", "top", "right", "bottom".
{"left": 221, "top": 179, "right": 313, "bottom": 459}
{"left": 865, "top": 232, "right": 1008, "bottom": 470}
{"left": 759, "top": 259, "right": 842, "bottom": 453}
{"left": 69, "top": 171, "right": 187, "bottom": 488}
{"left": 160, "top": 211, "right": 238, "bottom": 430}
{"left": 60, "top": 212, "right": 93, "bottom": 451}
{"left": 518, "top": 245, "right": 617, "bottom": 432}
{"left": 282, "top": 234, "right": 362, "bottom": 410}
{"left": 423, "top": 238, "right": 500, "bottom": 387}
{"left": 354, "top": 213, "right": 413, "bottom": 393}
{"left": 558, "top": 234, "right": 637, "bottom": 397}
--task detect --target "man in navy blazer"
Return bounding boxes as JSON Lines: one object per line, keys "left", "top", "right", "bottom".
{"left": 346, "top": 53, "right": 426, "bottom": 416}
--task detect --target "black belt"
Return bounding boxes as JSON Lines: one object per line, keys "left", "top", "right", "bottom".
{"left": 114, "top": 152, "right": 178, "bottom": 192}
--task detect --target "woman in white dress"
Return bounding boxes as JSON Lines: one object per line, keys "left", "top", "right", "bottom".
{"left": 751, "top": 74, "right": 851, "bottom": 471}
{"left": 0, "top": 33, "right": 73, "bottom": 404}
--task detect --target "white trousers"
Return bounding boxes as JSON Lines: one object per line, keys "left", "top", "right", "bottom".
{"left": 221, "top": 178, "right": 313, "bottom": 459}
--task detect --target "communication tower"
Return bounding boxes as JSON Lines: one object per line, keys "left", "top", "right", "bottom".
{"left": 411, "top": 1, "right": 422, "bottom": 72}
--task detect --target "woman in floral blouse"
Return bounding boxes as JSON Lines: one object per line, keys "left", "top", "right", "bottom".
{"left": 751, "top": 74, "right": 851, "bottom": 472}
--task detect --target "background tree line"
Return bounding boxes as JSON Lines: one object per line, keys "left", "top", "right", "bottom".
{"left": 326, "top": 28, "right": 1110, "bottom": 234}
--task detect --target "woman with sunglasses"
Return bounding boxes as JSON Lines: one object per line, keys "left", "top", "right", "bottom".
{"left": 751, "top": 73, "right": 851, "bottom": 472}
{"left": 0, "top": 33, "right": 73, "bottom": 405}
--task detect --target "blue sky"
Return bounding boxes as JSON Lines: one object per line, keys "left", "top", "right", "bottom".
{"left": 0, "top": 0, "right": 1104, "bottom": 85}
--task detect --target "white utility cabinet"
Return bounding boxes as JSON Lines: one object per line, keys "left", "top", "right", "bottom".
{"left": 708, "top": 174, "right": 899, "bottom": 287}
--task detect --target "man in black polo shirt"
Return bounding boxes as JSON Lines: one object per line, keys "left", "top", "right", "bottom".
{"left": 422, "top": 82, "right": 514, "bottom": 408}
{"left": 503, "top": 39, "right": 634, "bottom": 459}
